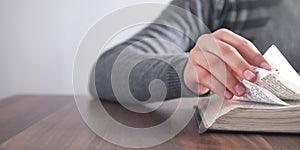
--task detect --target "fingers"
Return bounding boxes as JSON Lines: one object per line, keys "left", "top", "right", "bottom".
{"left": 185, "top": 28, "right": 271, "bottom": 99}
{"left": 194, "top": 65, "right": 233, "bottom": 99}
{"left": 214, "top": 40, "right": 257, "bottom": 82}
{"left": 183, "top": 60, "right": 210, "bottom": 95}
{"left": 298, "top": 72, "right": 300, "bottom": 76}
{"left": 190, "top": 47, "right": 247, "bottom": 97}
{"left": 213, "top": 29, "right": 271, "bottom": 70}
{"left": 196, "top": 35, "right": 257, "bottom": 82}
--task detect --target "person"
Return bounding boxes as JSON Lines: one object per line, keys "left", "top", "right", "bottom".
{"left": 93, "top": 0, "right": 300, "bottom": 103}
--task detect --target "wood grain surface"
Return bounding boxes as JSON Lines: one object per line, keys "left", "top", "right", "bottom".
{"left": 0, "top": 95, "right": 299, "bottom": 150}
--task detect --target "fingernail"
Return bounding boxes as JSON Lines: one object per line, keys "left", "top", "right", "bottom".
{"left": 224, "top": 90, "right": 233, "bottom": 99}
{"left": 234, "top": 84, "right": 246, "bottom": 96}
{"left": 260, "top": 62, "right": 271, "bottom": 70}
{"left": 243, "top": 70, "right": 256, "bottom": 81}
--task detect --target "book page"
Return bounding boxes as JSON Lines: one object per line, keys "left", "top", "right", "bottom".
{"left": 197, "top": 96, "right": 300, "bottom": 129}
{"left": 263, "top": 45, "right": 300, "bottom": 85}
{"left": 260, "top": 45, "right": 300, "bottom": 100}
{"left": 235, "top": 45, "right": 300, "bottom": 105}
{"left": 197, "top": 45, "right": 300, "bottom": 129}
{"left": 219, "top": 98, "right": 300, "bottom": 118}
{"left": 255, "top": 69, "right": 300, "bottom": 100}
{"left": 239, "top": 80, "right": 289, "bottom": 106}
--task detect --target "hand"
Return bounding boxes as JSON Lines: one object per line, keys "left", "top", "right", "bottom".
{"left": 184, "top": 29, "right": 271, "bottom": 99}
{"left": 298, "top": 72, "right": 300, "bottom": 76}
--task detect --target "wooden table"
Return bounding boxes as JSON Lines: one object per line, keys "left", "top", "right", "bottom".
{"left": 0, "top": 95, "right": 299, "bottom": 150}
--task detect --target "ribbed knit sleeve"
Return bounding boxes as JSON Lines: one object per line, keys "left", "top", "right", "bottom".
{"left": 93, "top": 0, "right": 299, "bottom": 103}
{"left": 94, "top": 0, "right": 241, "bottom": 102}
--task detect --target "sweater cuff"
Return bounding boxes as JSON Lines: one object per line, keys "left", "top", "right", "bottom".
{"left": 165, "top": 55, "right": 199, "bottom": 98}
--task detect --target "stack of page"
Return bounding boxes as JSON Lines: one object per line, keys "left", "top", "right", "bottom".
{"left": 195, "top": 45, "right": 300, "bottom": 133}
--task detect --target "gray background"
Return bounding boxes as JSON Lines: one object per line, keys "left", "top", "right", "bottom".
{"left": 0, "top": 0, "right": 171, "bottom": 99}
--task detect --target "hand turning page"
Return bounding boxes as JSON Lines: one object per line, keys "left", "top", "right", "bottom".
{"left": 235, "top": 45, "right": 300, "bottom": 105}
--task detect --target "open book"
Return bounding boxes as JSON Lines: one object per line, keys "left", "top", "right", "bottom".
{"left": 195, "top": 45, "right": 300, "bottom": 133}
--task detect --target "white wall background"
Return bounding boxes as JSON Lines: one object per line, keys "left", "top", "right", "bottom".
{"left": 0, "top": 0, "right": 171, "bottom": 99}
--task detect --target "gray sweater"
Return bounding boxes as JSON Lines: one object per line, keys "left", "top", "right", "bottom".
{"left": 94, "top": 0, "right": 300, "bottom": 103}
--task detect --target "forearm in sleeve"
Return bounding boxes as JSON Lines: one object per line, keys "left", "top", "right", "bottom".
{"left": 94, "top": 0, "right": 235, "bottom": 102}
